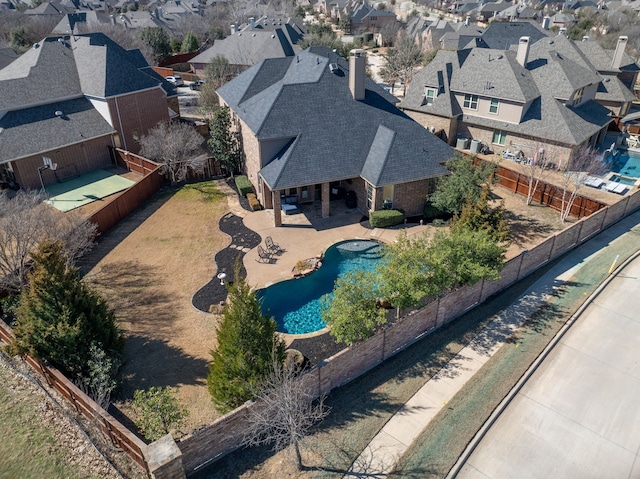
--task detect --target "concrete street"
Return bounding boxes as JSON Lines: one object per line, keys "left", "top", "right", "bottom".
{"left": 455, "top": 239, "right": 640, "bottom": 478}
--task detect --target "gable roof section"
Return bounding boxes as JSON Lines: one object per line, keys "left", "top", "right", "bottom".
{"left": 219, "top": 47, "right": 452, "bottom": 190}
{"left": 190, "top": 23, "right": 302, "bottom": 67}
{"left": 73, "top": 34, "right": 163, "bottom": 97}
{"left": 400, "top": 49, "right": 465, "bottom": 118}
{"left": 0, "top": 37, "right": 82, "bottom": 111}
{"left": 450, "top": 49, "right": 539, "bottom": 103}
{"left": 0, "top": 97, "right": 115, "bottom": 163}
{"left": 480, "top": 20, "right": 549, "bottom": 49}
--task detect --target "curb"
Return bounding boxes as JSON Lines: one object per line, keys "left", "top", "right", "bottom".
{"left": 446, "top": 247, "right": 640, "bottom": 478}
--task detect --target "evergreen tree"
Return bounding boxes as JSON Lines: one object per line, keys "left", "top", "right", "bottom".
{"left": 181, "top": 32, "right": 199, "bottom": 53}
{"left": 207, "top": 265, "right": 286, "bottom": 413}
{"left": 452, "top": 183, "right": 510, "bottom": 244}
{"left": 7, "top": 240, "right": 123, "bottom": 381}
{"left": 208, "top": 106, "right": 241, "bottom": 176}
{"left": 430, "top": 154, "right": 496, "bottom": 215}
{"left": 140, "top": 27, "right": 171, "bottom": 61}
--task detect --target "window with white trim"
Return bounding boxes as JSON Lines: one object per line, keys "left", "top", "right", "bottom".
{"left": 425, "top": 88, "right": 436, "bottom": 106}
{"left": 492, "top": 130, "right": 507, "bottom": 145}
{"left": 489, "top": 98, "right": 499, "bottom": 114}
{"left": 366, "top": 183, "right": 373, "bottom": 210}
{"left": 463, "top": 94, "right": 479, "bottom": 110}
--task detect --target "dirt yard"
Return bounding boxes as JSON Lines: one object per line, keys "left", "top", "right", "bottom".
{"left": 81, "top": 178, "right": 575, "bottom": 438}
{"left": 82, "top": 183, "right": 229, "bottom": 432}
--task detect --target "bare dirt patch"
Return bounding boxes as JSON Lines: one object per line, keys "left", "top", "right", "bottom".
{"left": 82, "top": 183, "right": 229, "bottom": 433}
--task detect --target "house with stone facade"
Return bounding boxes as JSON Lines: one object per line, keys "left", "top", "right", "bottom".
{"left": 400, "top": 33, "right": 637, "bottom": 166}
{"left": 216, "top": 47, "right": 455, "bottom": 227}
{"left": 0, "top": 32, "right": 177, "bottom": 190}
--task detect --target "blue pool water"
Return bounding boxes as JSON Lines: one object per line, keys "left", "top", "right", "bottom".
{"left": 257, "top": 240, "right": 384, "bottom": 334}
{"left": 609, "top": 151, "right": 640, "bottom": 178}
{"left": 610, "top": 174, "right": 637, "bottom": 186}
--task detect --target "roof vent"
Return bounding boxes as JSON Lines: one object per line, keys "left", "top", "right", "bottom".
{"left": 252, "top": 33, "right": 256, "bottom": 37}
{"left": 271, "top": 34, "right": 275, "bottom": 38}
{"left": 58, "top": 38, "right": 64, "bottom": 44}
{"left": 604, "top": 78, "right": 610, "bottom": 82}
{"left": 548, "top": 39, "right": 554, "bottom": 44}
{"left": 33, "top": 43, "right": 40, "bottom": 49}
{"left": 329, "top": 62, "right": 339, "bottom": 73}
{"left": 496, "top": 54, "right": 503, "bottom": 59}
{"left": 55, "top": 110, "right": 64, "bottom": 117}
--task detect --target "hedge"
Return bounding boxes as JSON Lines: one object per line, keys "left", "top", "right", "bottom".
{"left": 234, "top": 176, "right": 253, "bottom": 197}
{"left": 369, "top": 209, "right": 405, "bottom": 228}
{"left": 247, "top": 193, "right": 261, "bottom": 211}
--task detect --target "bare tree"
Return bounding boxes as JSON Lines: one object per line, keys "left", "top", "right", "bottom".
{"left": 558, "top": 144, "right": 606, "bottom": 223}
{"left": 244, "top": 359, "right": 329, "bottom": 471}
{"left": 379, "top": 33, "right": 424, "bottom": 95}
{"left": 0, "top": 190, "right": 97, "bottom": 293}
{"left": 518, "top": 143, "right": 560, "bottom": 206}
{"left": 139, "top": 121, "right": 207, "bottom": 184}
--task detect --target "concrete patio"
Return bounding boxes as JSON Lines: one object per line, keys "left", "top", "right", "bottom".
{"left": 215, "top": 180, "right": 431, "bottom": 290}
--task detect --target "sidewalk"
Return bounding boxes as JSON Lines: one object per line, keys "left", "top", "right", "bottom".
{"left": 344, "top": 209, "right": 640, "bottom": 478}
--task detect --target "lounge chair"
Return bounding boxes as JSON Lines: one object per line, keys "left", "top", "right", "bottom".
{"left": 265, "top": 236, "right": 280, "bottom": 254}
{"left": 256, "top": 245, "right": 272, "bottom": 263}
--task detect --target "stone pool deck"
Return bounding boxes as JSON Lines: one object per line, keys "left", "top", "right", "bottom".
{"left": 214, "top": 179, "right": 431, "bottom": 290}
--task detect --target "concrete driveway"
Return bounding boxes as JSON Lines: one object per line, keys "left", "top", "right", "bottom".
{"left": 455, "top": 252, "right": 640, "bottom": 479}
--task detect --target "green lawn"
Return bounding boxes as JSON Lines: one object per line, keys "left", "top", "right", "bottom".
{"left": 0, "top": 358, "right": 106, "bottom": 479}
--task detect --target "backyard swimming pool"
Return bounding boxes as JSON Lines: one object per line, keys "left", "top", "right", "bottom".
{"left": 257, "top": 240, "right": 384, "bottom": 335}
{"left": 609, "top": 150, "right": 640, "bottom": 178}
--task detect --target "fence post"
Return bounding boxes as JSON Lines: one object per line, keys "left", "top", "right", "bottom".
{"left": 147, "top": 435, "right": 186, "bottom": 479}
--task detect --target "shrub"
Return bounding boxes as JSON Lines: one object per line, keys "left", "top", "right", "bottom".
{"left": 132, "top": 387, "right": 188, "bottom": 442}
{"left": 423, "top": 202, "right": 447, "bottom": 221}
{"left": 369, "top": 209, "right": 405, "bottom": 228}
{"left": 247, "top": 193, "right": 261, "bottom": 211}
{"left": 234, "top": 175, "right": 253, "bottom": 197}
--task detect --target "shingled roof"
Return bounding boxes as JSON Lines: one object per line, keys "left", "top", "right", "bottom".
{"left": 401, "top": 32, "right": 614, "bottom": 146}
{"left": 218, "top": 47, "right": 453, "bottom": 191}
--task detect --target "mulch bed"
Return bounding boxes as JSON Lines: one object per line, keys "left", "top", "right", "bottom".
{"left": 191, "top": 213, "right": 261, "bottom": 312}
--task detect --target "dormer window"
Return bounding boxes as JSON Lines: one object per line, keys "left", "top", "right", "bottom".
{"left": 572, "top": 87, "right": 584, "bottom": 106}
{"left": 425, "top": 88, "right": 436, "bottom": 106}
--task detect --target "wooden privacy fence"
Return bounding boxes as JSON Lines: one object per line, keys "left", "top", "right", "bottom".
{"left": 475, "top": 157, "right": 607, "bottom": 218}
{"left": 0, "top": 322, "right": 149, "bottom": 472}
{"left": 89, "top": 149, "right": 164, "bottom": 234}
{"left": 177, "top": 186, "right": 640, "bottom": 474}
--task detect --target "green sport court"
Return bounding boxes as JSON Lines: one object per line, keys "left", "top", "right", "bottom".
{"left": 44, "top": 168, "right": 135, "bottom": 213}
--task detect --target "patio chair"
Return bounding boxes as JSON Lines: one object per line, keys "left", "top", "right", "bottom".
{"left": 265, "top": 236, "right": 281, "bottom": 254}
{"left": 256, "top": 245, "right": 272, "bottom": 263}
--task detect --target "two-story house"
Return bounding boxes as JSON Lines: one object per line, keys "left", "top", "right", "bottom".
{"left": 0, "top": 32, "right": 176, "bottom": 190}
{"left": 350, "top": 1, "right": 397, "bottom": 34}
{"left": 401, "top": 33, "right": 635, "bottom": 166}
{"left": 217, "top": 47, "right": 455, "bottom": 227}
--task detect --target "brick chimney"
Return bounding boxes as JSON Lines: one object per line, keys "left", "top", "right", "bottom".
{"left": 349, "top": 49, "right": 366, "bottom": 100}
{"left": 516, "top": 36, "right": 530, "bottom": 67}
{"left": 611, "top": 36, "right": 628, "bottom": 70}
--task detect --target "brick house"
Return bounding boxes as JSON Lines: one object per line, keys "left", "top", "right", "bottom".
{"left": 400, "top": 32, "right": 637, "bottom": 165}
{"left": 217, "top": 47, "right": 455, "bottom": 227}
{"left": 0, "top": 31, "right": 177, "bottom": 190}
{"left": 350, "top": 1, "right": 396, "bottom": 34}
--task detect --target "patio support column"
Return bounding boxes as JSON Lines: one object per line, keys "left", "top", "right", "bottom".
{"left": 321, "top": 182, "right": 330, "bottom": 218}
{"left": 273, "top": 191, "right": 282, "bottom": 227}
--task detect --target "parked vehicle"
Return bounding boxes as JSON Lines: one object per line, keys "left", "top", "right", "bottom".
{"left": 165, "top": 75, "right": 184, "bottom": 86}
{"left": 189, "top": 80, "right": 205, "bottom": 90}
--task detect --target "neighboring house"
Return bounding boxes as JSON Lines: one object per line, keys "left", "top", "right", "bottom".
{"left": 0, "top": 33, "right": 177, "bottom": 189}
{"left": 350, "top": 1, "right": 397, "bottom": 34}
{"left": 438, "top": 19, "right": 484, "bottom": 49}
{"left": 190, "top": 15, "right": 304, "bottom": 76}
{"left": 400, "top": 33, "right": 623, "bottom": 166}
{"left": 494, "top": 3, "right": 543, "bottom": 21}
{"left": 471, "top": 0, "right": 511, "bottom": 22}
{"left": 52, "top": 10, "right": 112, "bottom": 34}
{"left": 550, "top": 12, "right": 577, "bottom": 29}
{"left": 480, "top": 19, "right": 550, "bottom": 49}
{"left": 216, "top": 47, "right": 455, "bottom": 227}
{"left": 23, "top": 1, "right": 75, "bottom": 15}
